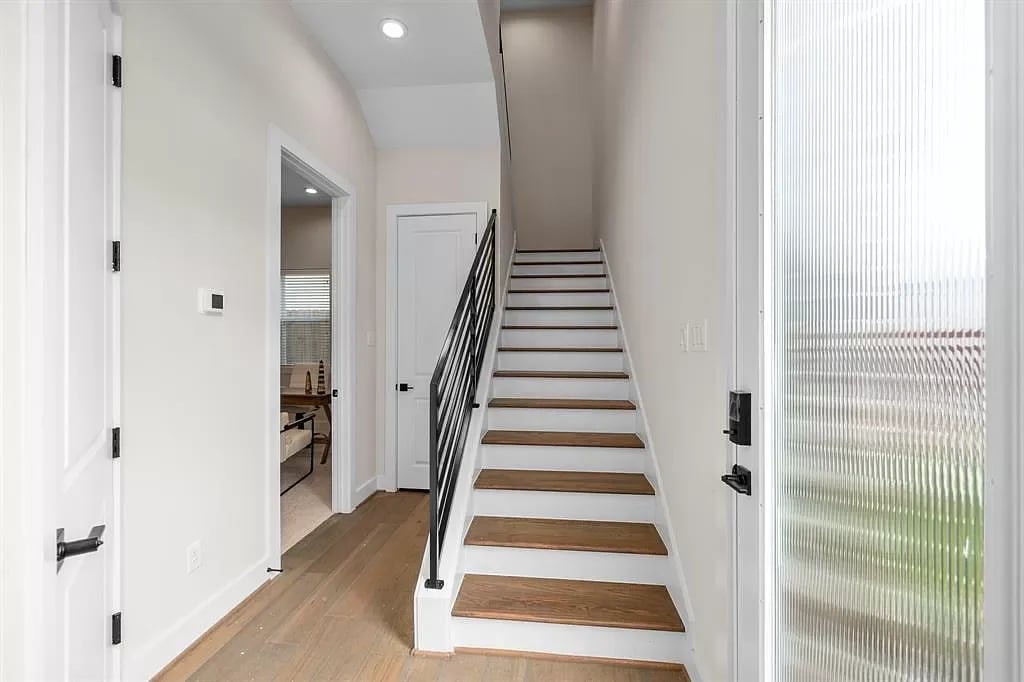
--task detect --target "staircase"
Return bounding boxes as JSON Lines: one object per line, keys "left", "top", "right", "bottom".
{"left": 449, "top": 248, "right": 689, "bottom": 668}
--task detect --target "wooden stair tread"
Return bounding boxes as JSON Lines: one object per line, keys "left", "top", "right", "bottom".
{"left": 505, "top": 306, "right": 613, "bottom": 311}
{"left": 514, "top": 260, "right": 603, "bottom": 266}
{"left": 508, "top": 289, "right": 611, "bottom": 294}
{"left": 502, "top": 325, "right": 618, "bottom": 330}
{"left": 517, "top": 249, "right": 600, "bottom": 254}
{"left": 511, "top": 274, "right": 607, "bottom": 279}
{"left": 465, "top": 516, "right": 667, "bottom": 555}
{"left": 474, "top": 469, "right": 655, "bottom": 495}
{"left": 482, "top": 430, "right": 644, "bottom": 449}
{"left": 453, "top": 575, "right": 684, "bottom": 632}
{"left": 494, "top": 370, "right": 628, "bottom": 379}
{"left": 498, "top": 347, "right": 623, "bottom": 353}
{"left": 488, "top": 398, "right": 636, "bottom": 410}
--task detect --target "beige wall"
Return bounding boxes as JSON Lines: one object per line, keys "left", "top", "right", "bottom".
{"left": 120, "top": 2, "right": 377, "bottom": 677}
{"left": 593, "top": 1, "right": 729, "bottom": 680}
{"left": 373, "top": 145, "right": 500, "bottom": 483}
{"left": 281, "top": 205, "right": 332, "bottom": 271}
{"left": 477, "top": 0, "right": 517, "bottom": 283}
{"left": 502, "top": 6, "right": 594, "bottom": 250}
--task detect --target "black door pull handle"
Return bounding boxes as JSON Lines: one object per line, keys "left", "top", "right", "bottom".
{"left": 721, "top": 464, "right": 752, "bottom": 496}
{"left": 56, "top": 524, "right": 105, "bottom": 572}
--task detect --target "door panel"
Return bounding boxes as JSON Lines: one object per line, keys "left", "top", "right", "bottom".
{"left": 55, "top": 1, "right": 118, "bottom": 679}
{"left": 397, "top": 212, "right": 477, "bottom": 490}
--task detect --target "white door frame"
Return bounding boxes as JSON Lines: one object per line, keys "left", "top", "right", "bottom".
{"left": 1, "top": 2, "right": 123, "bottom": 678}
{"left": 734, "top": 2, "right": 1024, "bottom": 680}
{"left": 985, "top": 1, "right": 1024, "bottom": 678}
{"left": 382, "top": 201, "right": 488, "bottom": 491}
{"left": 726, "top": 0, "right": 766, "bottom": 679}
{"left": 265, "top": 125, "right": 358, "bottom": 566}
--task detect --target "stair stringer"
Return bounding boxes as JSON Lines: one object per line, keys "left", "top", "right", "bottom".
{"left": 412, "top": 234, "right": 514, "bottom": 654}
{"left": 600, "top": 239, "right": 706, "bottom": 682}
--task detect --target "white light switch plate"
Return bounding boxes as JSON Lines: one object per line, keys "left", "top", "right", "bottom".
{"left": 689, "top": 319, "right": 708, "bottom": 352}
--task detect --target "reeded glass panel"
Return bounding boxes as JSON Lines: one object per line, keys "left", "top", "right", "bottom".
{"left": 771, "top": 1, "right": 985, "bottom": 680}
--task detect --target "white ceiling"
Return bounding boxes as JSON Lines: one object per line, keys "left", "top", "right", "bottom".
{"left": 358, "top": 82, "right": 498, "bottom": 149}
{"left": 290, "top": 1, "right": 493, "bottom": 90}
{"left": 281, "top": 162, "right": 332, "bottom": 208}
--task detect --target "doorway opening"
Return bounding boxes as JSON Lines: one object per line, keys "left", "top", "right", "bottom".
{"left": 266, "top": 130, "right": 358, "bottom": 562}
{"left": 278, "top": 161, "right": 335, "bottom": 550}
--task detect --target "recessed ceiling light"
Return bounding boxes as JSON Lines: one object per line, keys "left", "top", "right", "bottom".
{"left": 380, "top": 18, "right": 407, "bottom": 39}
{"left": 304, "top": 186, "right": 318, "bottom": 195}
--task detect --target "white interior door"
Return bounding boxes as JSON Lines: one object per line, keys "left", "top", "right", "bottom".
{"left": 52, "top": 1, "right": 120, "bottom": 678}
{"left": 396, "top": 212, "right": 478, "bottom": 490}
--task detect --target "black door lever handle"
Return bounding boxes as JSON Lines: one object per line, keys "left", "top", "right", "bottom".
{"left": 721, "top": 464, "right": 752, "bottom": 496}
{"left": 397, "top": 383, "right": 414, "bottom": 392}
{"left": 56, "top": 524, "right": 105, "bottom": 573}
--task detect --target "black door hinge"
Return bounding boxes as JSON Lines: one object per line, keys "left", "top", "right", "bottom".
{"left": 112, "top": 241, "right": 121, "bottom": 272}
{"left": 111, "top": 427, "right": 120, "bottom": 459}
{"left": 111, "top": 612, "right": 122, "bottom": 645}
{"left": 112, "top": 55, "right": 122, "bottom": 88}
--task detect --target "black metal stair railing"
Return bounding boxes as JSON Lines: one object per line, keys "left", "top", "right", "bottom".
{"left": 424, "top": 209, "right": 497, "bottom": 590}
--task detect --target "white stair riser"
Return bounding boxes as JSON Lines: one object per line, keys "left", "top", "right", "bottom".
{"left": 500, "top": 328, "right": 619, "bottom": 348}
{"left": 514, "top": 251, "right": 602, "bottom": 263}
{"left": 510, "top": 276, "right": 608, "bottom": 290}
{"left": 450, "top": 618, "right": 688, "bottom": 665}
{"left": 480, "top": 444, "right": 646, "bottom": 473}
{"left": 507, "top": 291, "right": 611, "bottom": 307}
{"left": 472, "top": 489, "right": 656, "bottom": 522}
{"left": 487, "top": 407, "right": 637, "bottom": 433}
{"left": 504, "top": 308, "right": 614, "bottom": 326}
{"left": 460, "top": 546, "right": 673, "bottom": 585}
{"left": 512, "top": 263, "right": 605, "bottom": 276}
{"left": 492, "top": 376, "right": 629, "bottom": 400}
{"left": 496, "top": 350, "right": 624, "bottom": 372}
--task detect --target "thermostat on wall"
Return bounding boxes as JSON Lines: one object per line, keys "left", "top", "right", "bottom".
{"left": 198, "top": 288, "right": 225, "bottom": 315}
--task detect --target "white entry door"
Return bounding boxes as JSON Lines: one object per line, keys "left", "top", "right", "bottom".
{"left": 50, "top": 2, "right": 120, "bottom": 679}
{"left": 396, "top": 211, "right": 479, "bottom": 489}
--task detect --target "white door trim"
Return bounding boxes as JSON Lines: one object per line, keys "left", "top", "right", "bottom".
{"left": 265, "top": 125, "right": 358, "bottom": 570}
{"left": 985, "top": 2, "right": 1024, "bottom": 678}
{"left": 382, "top": 202, "right": 488, "bottom": 491}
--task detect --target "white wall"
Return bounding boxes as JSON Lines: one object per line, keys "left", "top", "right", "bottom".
{"left": 592, "top": 1, "right": 729, "bottom": 680}
{"left": 502, "top": 6, "right": 594, "bottom": 250}
{"left": 119, "top": 3, "right": 377, "bottom": 677}
{"left": 374, "top": 145, "right": 499, "bottom": 487}
{"left": 282, "top": 206, "right": 332, "bottom": 271}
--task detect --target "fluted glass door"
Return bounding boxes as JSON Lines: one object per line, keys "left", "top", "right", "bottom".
{"left": 770, "top": 1, "right": 986, "bottom": 680}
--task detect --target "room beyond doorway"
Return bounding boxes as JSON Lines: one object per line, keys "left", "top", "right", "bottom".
{"left": 279, "top": 161, "right": 334, "bottom": 550}
{"left": 265, "top": 130, "right": 359, "bottom": 565}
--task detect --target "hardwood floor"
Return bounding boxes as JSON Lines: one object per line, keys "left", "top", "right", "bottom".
{"left": 154, "top": 492, "right": 688, "bottom": 682}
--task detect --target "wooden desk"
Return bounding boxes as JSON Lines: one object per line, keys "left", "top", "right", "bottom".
{"left": 281, "top": 388, "right": 332, "bottom": 464}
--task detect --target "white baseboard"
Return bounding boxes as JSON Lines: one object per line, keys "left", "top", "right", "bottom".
{"left": 123, "top": 558, "right": 271, "bottom": 681}
{"left": 353, "top": 476, "right": 378, "bottom": 508}
{"left": 599, "top": 239, "right": 706, "bottom": 682}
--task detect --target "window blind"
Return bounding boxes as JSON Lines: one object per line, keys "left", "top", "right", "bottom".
{"left": 771, "top": 1, "right": 985, "bottom": 679}
{"left": 280, "top": 272, "right": 331, "bottom": 365}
